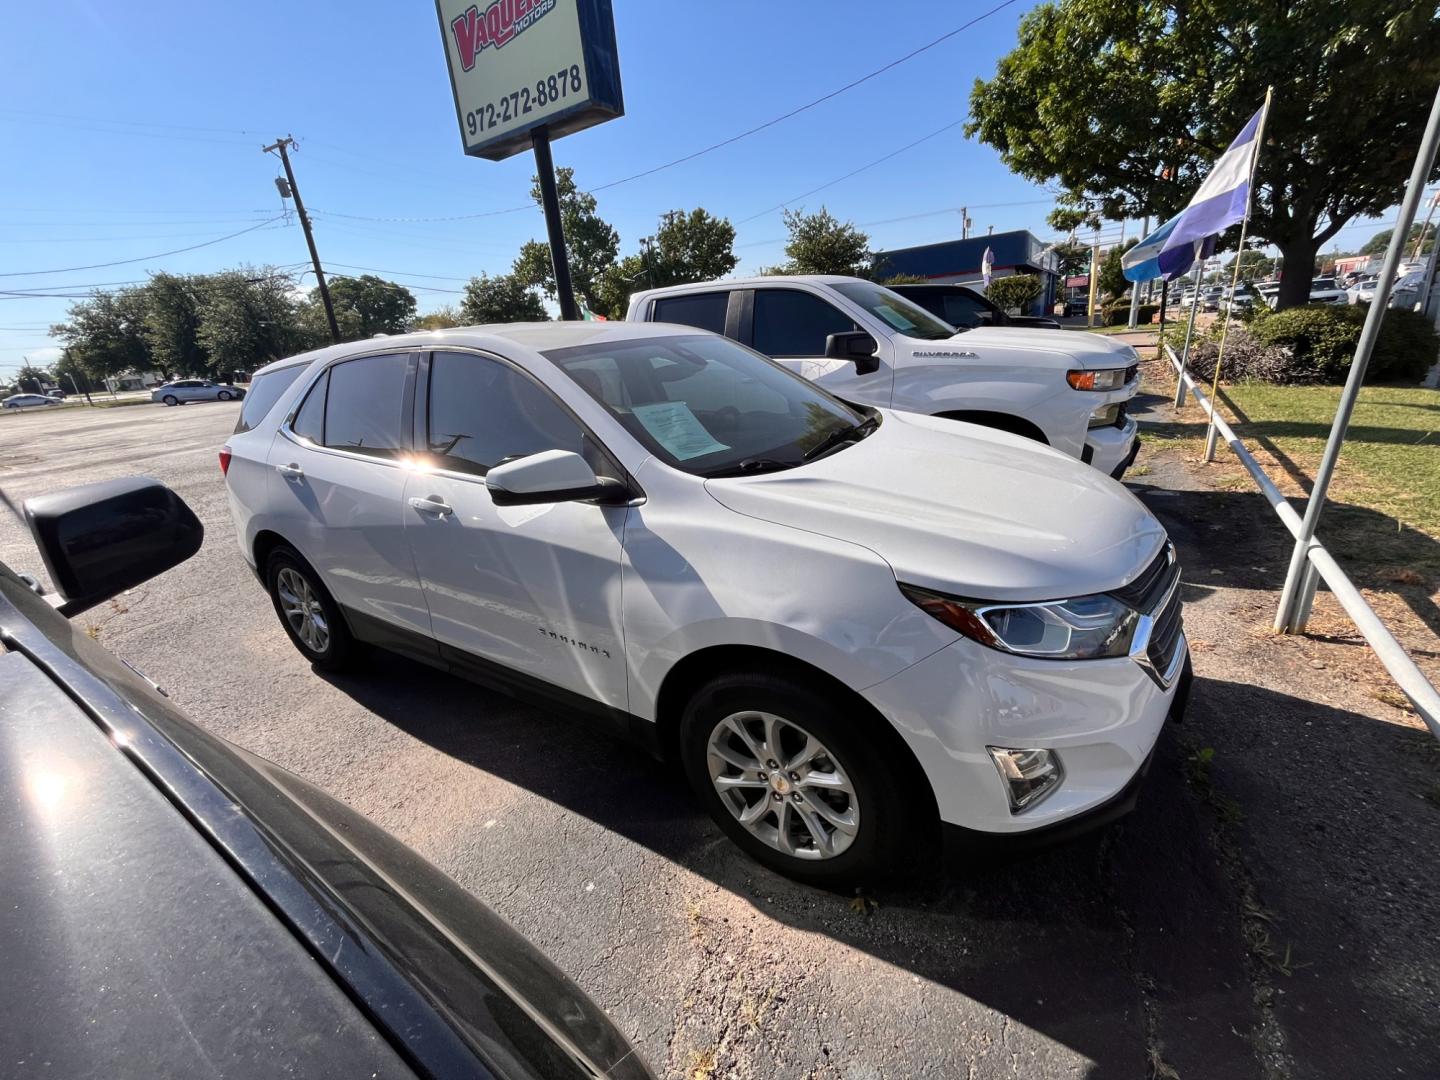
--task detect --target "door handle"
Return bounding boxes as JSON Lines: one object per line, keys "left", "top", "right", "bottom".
{"left": 408, "top": 496, "right": 454, "bottom": 516}
{"left": 276, "top": 462, "right": 304, "bottom": 479}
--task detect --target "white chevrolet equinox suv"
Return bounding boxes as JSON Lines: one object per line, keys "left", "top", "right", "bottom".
{"left": 223, "top": 323, "right": 1188, "bottom": 884}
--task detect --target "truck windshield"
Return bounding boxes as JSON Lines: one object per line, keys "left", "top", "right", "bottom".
{"left": 545, "top": 334, "right": 865, "bottom": 477}
{"left": 830, "top": 281, "right": 956, "bottom": 340}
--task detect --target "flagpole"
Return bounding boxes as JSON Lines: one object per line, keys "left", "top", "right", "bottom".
{"left": 1173, "top": 258, "right": 1205, "bottom": 409}
{"left": 1203, "top": 86, "right": 1274, "bottom": 462}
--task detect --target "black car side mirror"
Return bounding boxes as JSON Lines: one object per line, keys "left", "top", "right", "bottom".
{"left": 24, "top": 477, "right": 204, "bottom": 617}
{"left": 824, "top": 331, "right": 880, "bottom": 375}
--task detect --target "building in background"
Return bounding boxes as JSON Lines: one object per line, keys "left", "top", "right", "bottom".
{"left": 873, "top": 230, "right": 1061, "bottom": 316}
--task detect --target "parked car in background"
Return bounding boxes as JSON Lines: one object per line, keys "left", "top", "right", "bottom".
{"left": 1200, "top": 287, "right": 1225, "bottom": 312}
{"left": 1062, "top": 293, "right": 1091, "bottom": 318}
{"left": 151, "top": 379, "right": 246, "bottom": 406}
{"left": 1308, "top": 278, "right": 1349, "bottom": 305}
{"left": 225, "top": 323, "right": 1187, "bottom": 884}
{"left": 1221, "top": 284, "right": 1259, "bottom": 315}
{"left": 3, "top": 392, "right": 60, "bottom": 409}
{"left": 4, "top": 476, "right": 654, "bottom": 1080}
{"left": 1255, "top": 282, "right": 1281, "bottom": 308}
{"left": 886, "top": 282, "right": 1063, "bottom": 330}
{"left": 629, "top": 275, "right": 1141, "bottom": 477}
{"left": 1347, "top": 277, "right": 1380, "bottom": 304}
{"left": 44, "top": 387, "right": 66, "bottom": 399}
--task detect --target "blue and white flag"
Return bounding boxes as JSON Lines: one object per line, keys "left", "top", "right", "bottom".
{"left": 1158, "top": 104, "right": 1265, "bottom": 273}
{"left": 1122, "top": 103, "right": 1265, "bottom": 283}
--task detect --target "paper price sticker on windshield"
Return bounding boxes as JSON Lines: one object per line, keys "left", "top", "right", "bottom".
{"left": 631, "top": 402, "right": 730, "bottom": 461}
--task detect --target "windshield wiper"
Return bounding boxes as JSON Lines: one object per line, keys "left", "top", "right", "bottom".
{"left": 802, "top": 414, "right": 880, "bottom": 462}
{"left": 705, "top": 457, "right": 799, "bottom": 478}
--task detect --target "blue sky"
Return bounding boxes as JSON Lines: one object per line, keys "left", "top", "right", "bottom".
{"left": 0, "top": 0, "right": 1403, "bottom": 377}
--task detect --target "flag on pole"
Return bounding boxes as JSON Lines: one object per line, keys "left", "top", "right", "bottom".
{"left": 1157, "top": 104, "right": 1266, "bottom": 275}
{"left": 1122, "top": 212, "right": 1216, "bottom": 283}
{"left": 578, "top": 302, "right": 607, "bottom": 321}
{"left": 981, "top": 246, "right": 994, "bottom": 288}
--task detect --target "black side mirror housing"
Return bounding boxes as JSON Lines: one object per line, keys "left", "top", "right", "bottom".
{"left": 24, "top": 477, "right": 203, "bottom": 617}
{"left": 824, "top": 331, "right": 880, "bottom": 375}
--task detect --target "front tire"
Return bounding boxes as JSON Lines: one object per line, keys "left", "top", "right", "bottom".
{"left": 265, "top": 547, "right": 353, "bottom": 670}
{"left": 679, "top": 671, "right": 916, "bottom": 887}
{"left": 217, "top": 390, "right": 232, "bottom": 401}
{"left": 162, "top": 394, "right": 178, "bottom": 406}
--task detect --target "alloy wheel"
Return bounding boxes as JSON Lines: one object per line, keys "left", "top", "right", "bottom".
{"left": 705, "top": 710, "right": 859, "bottom": 860}
{"left": 276, "top": 567, "right": 330, "bottom": 654}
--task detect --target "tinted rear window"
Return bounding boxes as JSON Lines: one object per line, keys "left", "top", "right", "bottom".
{"left": 234, "top": 364, "right": 306, "bottom": 433}
{"left": 651, "top": 292, "right": 728, "bottom": 335}
{"left": 322, "top": 353, "right": 409, "bottom": 459}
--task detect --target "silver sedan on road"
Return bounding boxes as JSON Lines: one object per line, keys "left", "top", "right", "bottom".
{"left": 151, "top": 380, "right": 246, "bottom": 406}
{"left": 3, "top": 393, "right": 61, "bottom": 409}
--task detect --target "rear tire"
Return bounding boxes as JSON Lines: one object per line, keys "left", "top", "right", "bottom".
{"left": 679, "top": 671, "right": 918, "bottom": 887}
{"left": 265, "top": 546, "right": 353, "bottom": 671}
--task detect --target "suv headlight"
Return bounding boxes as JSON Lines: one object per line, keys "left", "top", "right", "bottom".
{"left": 1067, "top": 368, "right": 1129, "bottom": 391}
{"left": 901, "top": 585, "right": 1137, "bottom": 660}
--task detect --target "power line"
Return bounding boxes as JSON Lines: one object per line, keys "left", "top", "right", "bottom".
{"left": 0, "top": 217, "right": 288, "bottom": 278}
{"left": 735, "top": 119, "right": 967, "bottom": 225}
{"left": 590, "top": 1, "right": 1021, "bottom": 193}
{"left": 326, "top": 262, "right": 471, "bottom": 281}
{"left": 0, "top": 108, "right": 265, "bottom": 137}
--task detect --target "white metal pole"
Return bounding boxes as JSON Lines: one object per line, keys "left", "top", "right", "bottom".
{"left": 1127, "top": 216, "right": 1149, "bottom": 329}
{"left": 1173, "top": 258, "right": 1205, "bottom": 408}
{"left": 1275, "top": 80, "right": 1440, "bottom": 632}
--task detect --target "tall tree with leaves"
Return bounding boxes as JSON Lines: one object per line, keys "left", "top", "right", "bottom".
{"left": 142, "top": 273, "right": 208, "bottom": 377}
{"left": 50, "top": 287, "right": 152, "bottom": 381}
{"left": 770, "top": 207, "right": 870, "bottom": 276}
{"left": 199, "top": 268, "right": 306, "bottom": 372}
{"left": 1360, "top": 223, "right": 1436, "bottom": 257}
{"left": 967, "top": 1, "right": 1440, "bottom": 310}
{"left": 13, "top": 363, "right": 52, "bottom": 394}
{"left": 513, "top": 167, "right": 620, "bottom": 314}
{"left": 594, "top": 207, "right": 740, "bottom": 314}
{"left": 460, "top": 273, "right": 550, "bottom": 324}
{"left": 326, "top": 274, "right": 417, "bottom": 338}
{"left": 413, "top": 305, "right": 465, "bottom": 330}
{"left": 1098, "top": 240, "right": 1137, "bottom": 299}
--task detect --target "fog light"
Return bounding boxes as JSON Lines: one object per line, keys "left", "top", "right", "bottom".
{"left": 987, "top": 747, "right": 1063, "bottom": 812}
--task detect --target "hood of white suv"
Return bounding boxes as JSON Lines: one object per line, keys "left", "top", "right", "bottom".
{"left": 704, "top": 410, "right": 1164, "bottom": 603}
{"left": 901, "top": 327, "right": 1139, "bottom": 371}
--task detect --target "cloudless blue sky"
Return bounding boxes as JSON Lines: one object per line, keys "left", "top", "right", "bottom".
{"left": 0, "top": 0, "right": 1402, "bottom": 375}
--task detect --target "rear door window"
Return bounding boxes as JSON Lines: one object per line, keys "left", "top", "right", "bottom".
{"left": 750, "top": 289, "right": 856, "bottom": 357}
{"left": 322, "top": 353, "right": 409, "bottom": 459}
{"left": 290, "top": 370, "right": 328, "bottom": 444}
{"left": 651, "top": 292, "right": 729, "bottom": 336}
{"left": 234, "top": 364, "right": 306, "bottom": 433}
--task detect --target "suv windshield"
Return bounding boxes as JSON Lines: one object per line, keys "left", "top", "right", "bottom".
{"left": 830, "top": 281, "right": 956, "bottom": 340}
{"left": 545, "top": 334, "right": 867, "bottom": 477}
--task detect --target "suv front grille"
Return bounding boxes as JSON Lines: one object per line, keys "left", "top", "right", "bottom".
{"left": 1111, "top": 543, "right": 1185, "bottom": 686}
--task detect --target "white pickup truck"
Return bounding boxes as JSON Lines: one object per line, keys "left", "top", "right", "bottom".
{"left": 627, "top": 275, "right": 1142, "bottom": 477}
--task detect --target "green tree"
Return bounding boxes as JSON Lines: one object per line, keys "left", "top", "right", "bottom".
{"left": 1235, "top": 249, "right": 1275, "bottom": 281}
{"left": 1052, "top": 239, "right": 1092, "bottom": 279}
{"left": 460, "top": 272, "right": 550, "bottom": 323}
{"left": 198, "top": 268, "right": 306, "bottom": 372}
{"left": 50, "top": 287, "right": 152, "bottom": 381}
{"left": 142, "top": 273, "right": 208, "bottom": 377}
{"left": 986, "top": 274, "right": 1043, "bottom": 313}
{"left": 14, "top": 363, "right": 52, "bottom": 394}
{"left": 594, "top": 207, "right": 740, "bottom": 314}
{"left": 413, "top": 305, "right": 465, "bottom": 330}
{"left": 769, "top": 207, "right": 870, "bottom": 277}
{"left": 513, "top": 167, "right": 620, "bottom": 314}
{"left": 967, "top": 0, "right": 1440, "bottom": 310}
{"left": 1360, "top": 223, "right": 1437, "bottom": 257}
{"left": 1099, "top": 240, "right": 1137, "bottom": 299}
{"left": 326, "top": 274, "right": 417, "bottom": 338}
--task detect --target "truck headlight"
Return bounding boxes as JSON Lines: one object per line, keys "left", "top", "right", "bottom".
{"left": 900, "top": 585, "right": 1137, "bottom": 660}
{"left": 1067, "top": 368, "right": 1130, "bottom": 391}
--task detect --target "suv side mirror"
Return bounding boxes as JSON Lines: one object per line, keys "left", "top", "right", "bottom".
{"left": 824, "top": 331, "right": 880, "bottom": 375}
{"left": 485, "top": 450, "right": 629, "bottom": 507}
{"left": 24, "top": 477, "right": 204, "bottom": 617}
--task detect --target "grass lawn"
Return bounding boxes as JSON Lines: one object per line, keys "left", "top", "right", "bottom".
{"left": 1147, "top": 376, "right": 1440, "bottom": 572}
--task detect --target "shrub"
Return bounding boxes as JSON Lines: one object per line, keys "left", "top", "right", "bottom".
{"left": 1170, "top": 323, "right": 1304, "bottom": 384}
{"left": 986, "top": 273, "right": 1042, "bottom": 313}
{"left": 1102, "top": 300, "right": 1159, "bottom": 326}
{"left": 1252, "top": 304, "right": 1438, "bottom": 384}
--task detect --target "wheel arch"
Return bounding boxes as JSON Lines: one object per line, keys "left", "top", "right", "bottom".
{"left": 932, "top": 409, "right": 1049, "bottom": 444}
{"left": 652, "top": 644, "right": 939, "bottom": 825}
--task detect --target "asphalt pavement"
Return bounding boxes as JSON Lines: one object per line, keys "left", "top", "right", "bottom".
{"left": 0, "top": 396, "right": 1434, "bottom": 1079}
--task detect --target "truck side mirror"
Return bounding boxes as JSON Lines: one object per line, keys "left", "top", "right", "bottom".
{"left": 24, "top": 477, "right": 204, "bottom": 617}
{"left": 824, "top": 331, "right": 880, "bottom": 375}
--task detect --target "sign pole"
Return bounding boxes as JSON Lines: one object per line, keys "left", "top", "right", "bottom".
{"left": 532, "top": 126, "right": 580, "bottom": 322}
{"left": 1274, "top": 80, "right": 1440, "bottom": 633}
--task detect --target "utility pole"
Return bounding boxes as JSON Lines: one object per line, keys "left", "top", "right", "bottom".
{"left": 263, "top": 136, "right": 340, "bottom": 344}
{"left": 960, "top": 206, "right": 969, "bottom": 240}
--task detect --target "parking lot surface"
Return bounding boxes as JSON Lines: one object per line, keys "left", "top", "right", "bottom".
{"left": 2, "top": 397, "right": 1436, "bottom": 1079}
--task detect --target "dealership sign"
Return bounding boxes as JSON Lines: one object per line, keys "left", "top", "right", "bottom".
{"left": 435, "top": 0, "right": 623, "bottom": 160}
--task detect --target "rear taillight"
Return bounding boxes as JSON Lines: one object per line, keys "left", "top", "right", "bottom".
{"left": 219, "top": 446, "right": 232, "bottom": 476}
